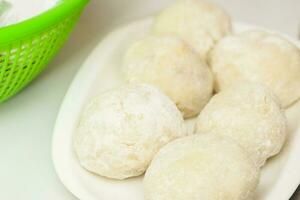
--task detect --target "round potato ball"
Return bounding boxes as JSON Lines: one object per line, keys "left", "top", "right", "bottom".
{"left": 195, "top": 83, "right": 287, "bottom": 167}
{"left": 152, "top": 0, "right": 232, "bottom": 60}
{"left": 144, "top": 133, "right": 260, "bottom": 200}
{"left": 123, "top": 35, "right": 213, "bottom": 118}
{"left": 74, "top": 83, "right": 186, "bottom": 180}
{"left": 210, "top": 30, "right": 300, "bottom": 107}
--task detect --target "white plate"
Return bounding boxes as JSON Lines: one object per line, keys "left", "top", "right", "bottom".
{"left": 52, "top": 18, "right": 300, "bottom": 200}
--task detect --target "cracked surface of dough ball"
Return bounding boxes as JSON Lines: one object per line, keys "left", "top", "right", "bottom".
{"left": 144, "top": 134, "right": 260, "bottom": 200}
{"left": 210, "top": 30, "right": 300, "bottom": 107}
{"left": 74, "top": 83, "right": 186, "bottom": 180}
{"left": 195, "top": 83, "right": 287, "bottom": 167}
{"left": 123, "top": 35, "right": 213, "bottom": 118}
{"left": 152, "top": 0, "right": 232, "bottom": 60}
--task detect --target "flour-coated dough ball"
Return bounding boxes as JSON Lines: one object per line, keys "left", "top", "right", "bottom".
{"left": 210, "top": 30, "right": 300, "bottom": 107}
{"left": 74, "top": 83, "right": 186, "bottom": 180}
{"left": 195, "top": 83, "right": 287, "bottom": 167}
{"left": 123, "top": 35, "right": 213, "bottom": 118}
{"left": 144, "top": 134, "right": 260, "bottom": 200}
{"left": 152, "top": 0, "right": 232, "bottom": 60}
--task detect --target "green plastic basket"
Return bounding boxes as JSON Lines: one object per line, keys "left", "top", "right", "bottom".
{"left": 0, "top": 0, "right": 89, "bottom": 102}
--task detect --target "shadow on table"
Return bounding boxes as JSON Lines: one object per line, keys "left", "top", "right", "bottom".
{"left": 290, "top": 185, "right": 300, "bottom": 200}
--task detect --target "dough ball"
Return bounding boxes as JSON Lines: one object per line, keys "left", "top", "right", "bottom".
{"left": 210, "top": 30, "right": 300, "bottom": 107}
{"left": 195, "top": 83, "right": 287, "bottom": 167}
{"left": 144, "top": 134, "right": 260, "bottom": 200}
{"left": 74, "top": 83, "right": 186, "bottom": 180}
{"left": 123, "top": 35, "right": 213, "bottom": 118}
{"left": 152, "top": 0, "right": 232, "bottom": 60}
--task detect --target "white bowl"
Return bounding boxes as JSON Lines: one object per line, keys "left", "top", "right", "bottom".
{"left": 52, "top": 18, "right": 300, "bottom": 200}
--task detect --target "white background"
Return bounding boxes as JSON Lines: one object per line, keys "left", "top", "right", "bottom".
{"left": 0, "top": 0, "right": 299, "bottom": 199}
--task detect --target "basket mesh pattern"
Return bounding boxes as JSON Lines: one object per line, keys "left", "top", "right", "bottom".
{"left": 0, "top": 11, "right": 81, "bottom": 102}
